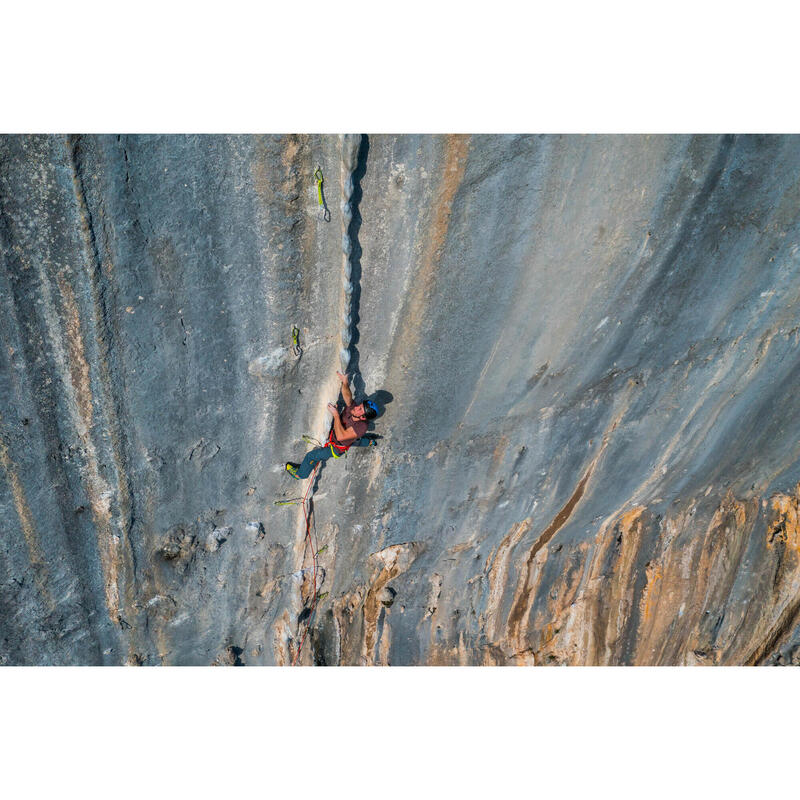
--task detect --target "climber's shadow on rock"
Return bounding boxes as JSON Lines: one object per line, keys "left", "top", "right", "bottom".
{"left": 368, "top": 389, "right": 393, "bottom": 417}
{"left": 360, "top": 389, "right": 393, "bottom": 441}
{"left": 365, "top": 389, "right": 392, "bottom": 423}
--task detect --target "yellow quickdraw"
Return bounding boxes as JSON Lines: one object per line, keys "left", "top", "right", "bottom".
{"left": 314, "top": 166, "right": 324, "bottom": 206}
{"left": 314, "top": 166, "right": 330, "bottom": 221}
{"left": 291, "top": 325, "right": 302, "bottom": 357}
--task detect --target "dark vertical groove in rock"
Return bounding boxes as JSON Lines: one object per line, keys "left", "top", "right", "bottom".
{"left": 296, "top": 135, "right": 365, "bottom": 662}
{"left": 345, "top": 135, "right": 369, "bottom": 399}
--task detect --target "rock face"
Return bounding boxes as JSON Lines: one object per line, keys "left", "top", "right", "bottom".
{"left": 2, "top": 134, "right": 800, "bottom": 665}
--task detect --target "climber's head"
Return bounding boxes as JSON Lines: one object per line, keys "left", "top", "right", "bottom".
{"left": 363, "top": 400, "right": 379, "bottom": 420}
{"left": 352, "top": 400, "right": 378, "bottom": 421}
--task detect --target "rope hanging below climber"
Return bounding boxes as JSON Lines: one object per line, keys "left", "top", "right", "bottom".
{"left": 290, "top": 460, "right": 321, "bottom": 666}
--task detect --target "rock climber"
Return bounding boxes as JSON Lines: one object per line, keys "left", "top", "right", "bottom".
{"left": 286, "top": 371, "right": 378, "bottom": 479}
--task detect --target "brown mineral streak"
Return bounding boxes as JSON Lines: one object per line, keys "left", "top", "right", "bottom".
{"left": 528, "top": 505, "right": 647, "bottom": 665}
{"left": 767, "top": 489, "right": 800, "bottom": 552}
{"left": 363, "top": 544, "right": 418, "bottom": 664}
{"left": 392, "top": 136, "right": 470, "bottom": 364}
{"left": 640, "top": 560, "right": 663, "bottom": 623}
{"left": 378, "top": 616, "right": 392, "bottom": 665}
{"left": 57, "top": 277, "right": 94, "bottom": 430}
{"left": 56, "top": 274, "right": 121, "bottom": 622}
{"left": 491, "top": 435, "right": 509, "bottom": 471}
{"left": 330, "top": 542, "right": 424, "bottom": 665}
{"left": 250, "top": 136, "right": 273, "bottom": 205}
{"left": 501, "top": 401, "right": 633, "bottom": 654}
{"left": 506, "top": 466, "right": 594, "bottom": 647}
{"left": 744, "top": 484, "right": 800, "bottom": 664}
{"left": 526, "top": 483, "right": 800, "bottom": 665}
{"left": 629, "top": 514, "right": 689, "bottom": 663}
{"left": 297, "top": 136, "right": 318, "bottom": 298}
{"left": 0, "top": 421, "right": 53, "bottom": 606}
{"left": 428, "top": 628, "right": 474, "bottom": 667}
{"left": 282, "top": 136, "right": 301, "bottom": 169}
{"left": 67, "top": 136, "right": 146, "bottom": 655}
{"left": 598, "top": 507, "right": 646, "bottom": 659}
{"left": 536, "top": 541, "right": 589, "bottom": 658}
{"left": 427, "top": 136, "right": 470, "bottom": 274}
{"left": 484, "top": 518, "right": 533, "bottom": 642}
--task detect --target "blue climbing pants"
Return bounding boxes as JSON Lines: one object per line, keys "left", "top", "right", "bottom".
{"left": 296, "top": 438, "right": 371, "bottom": 478}
{"left": 297, "top": 445, "right": 337, "bottom": 478}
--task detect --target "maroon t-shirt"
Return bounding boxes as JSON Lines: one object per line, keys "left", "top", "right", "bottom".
{"left": 334, "top": 404, "right": 368, "bottom": 445}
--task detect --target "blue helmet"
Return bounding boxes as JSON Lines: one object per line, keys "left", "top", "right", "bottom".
{"left": 363, "top": 400, "right": 379, "bottom": 419}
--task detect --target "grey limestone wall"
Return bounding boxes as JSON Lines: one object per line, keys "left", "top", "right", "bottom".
{"left": 3, "top": 134, "right": 800, "bottom": 664}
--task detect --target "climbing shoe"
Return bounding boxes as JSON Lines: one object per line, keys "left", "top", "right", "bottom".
{"left": 285, "top": 462, "right": 301, "bottom": 480}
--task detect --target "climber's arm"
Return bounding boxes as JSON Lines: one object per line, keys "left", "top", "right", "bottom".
{"left": 337, "top": 371, "right": 353, "bottom": 407}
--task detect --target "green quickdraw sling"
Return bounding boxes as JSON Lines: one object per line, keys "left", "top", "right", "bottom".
{"left": 291, "top": 325, "right": 302, "bottom": 358}
{"left": 315, "top": 166, "right": 330, "bottom": 222}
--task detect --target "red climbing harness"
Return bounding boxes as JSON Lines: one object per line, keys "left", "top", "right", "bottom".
{"left": 325, "top": 430, "right": 352, "bottom": 458}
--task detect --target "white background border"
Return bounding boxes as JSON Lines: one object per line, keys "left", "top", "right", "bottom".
{"left": 2, "top": 2, "right": 799, "bottom": 795}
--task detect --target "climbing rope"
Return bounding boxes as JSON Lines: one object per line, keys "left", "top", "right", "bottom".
{"left": 287, "top": 430, "right": 358, "bottom": 662}
{"left": 291, "top": 461, "right": 322, "bottom": 665}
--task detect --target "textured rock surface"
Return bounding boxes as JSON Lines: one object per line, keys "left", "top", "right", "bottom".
{"left": 3, "top": 134, "right": 800, "bottom": 665}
